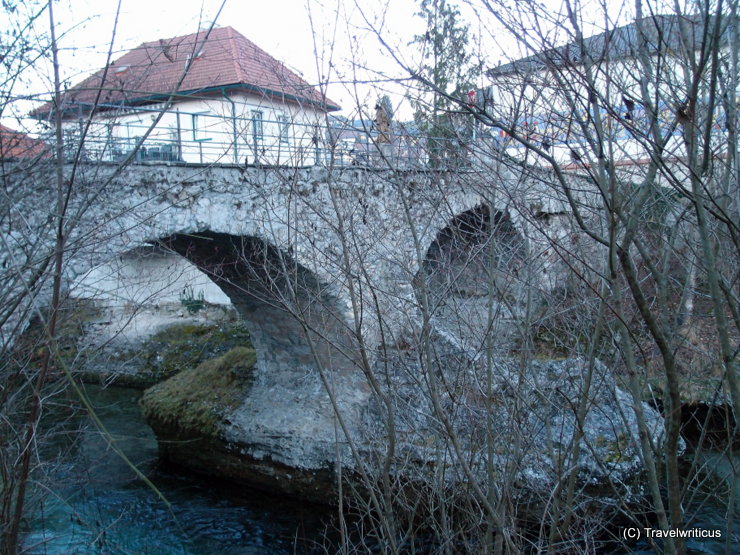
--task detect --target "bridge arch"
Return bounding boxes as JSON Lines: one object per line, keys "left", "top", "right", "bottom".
{"left": 158, "top": 231, "right": 358, "bottom": 376}
{"left": 418, "top": 203, "right": 530, "bottom": 352}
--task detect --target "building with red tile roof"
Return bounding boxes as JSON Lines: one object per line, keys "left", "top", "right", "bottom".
{"left": 33, "top": 26, "right": 339, "bottom": 118}
{"left": 32, "top": 26, "right": 340, "bottom": 165}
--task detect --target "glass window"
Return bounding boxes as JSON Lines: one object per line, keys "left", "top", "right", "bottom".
{"left": 192, "top": 112, "right": 210, "bottom": 141}
{"left": 192, "top": 113, "right": 199, "bottom": 140}
{"left": 277, "top": 114, "right": 290, "bottom": 143}
{"left": 251, "top": 110, "right": 264, "bottom": 143}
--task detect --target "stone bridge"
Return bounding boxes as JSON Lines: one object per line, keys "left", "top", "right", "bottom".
{"left": 3, "top": 161, "right": 572, "bottom": 367}
{"left": 3, "top": 160, "right": 623, "bottom": 499}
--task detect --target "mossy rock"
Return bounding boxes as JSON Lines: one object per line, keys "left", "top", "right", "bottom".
{"left": 141, "top": 346, "right": 257, "bottom": 438}
{"left": 133, "top": 321, "right": 253, "bottom": 384}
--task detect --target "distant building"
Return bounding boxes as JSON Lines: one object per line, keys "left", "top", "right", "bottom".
{"left": 477, "top": 14, "right": 735, "bottom": 168}
{"left": 0, "top": 124, "right": 48, "bottom": 161}
{"left": 31, "top": 26, "right": 340, "bottom": 165}
{"left": 327, "top": 116, "right": 429, "bottom": 168}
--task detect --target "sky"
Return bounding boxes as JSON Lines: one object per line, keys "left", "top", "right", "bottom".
{"left": 54, "top": 0, "right": 371, "bottom": 89}
{"left": 2, "top": 0, "right": 640, "bottom": 130}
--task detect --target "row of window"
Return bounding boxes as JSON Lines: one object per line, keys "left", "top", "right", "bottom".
{"left": 490, "top": 100, "right": 731, "bottom": 148}
{"left": 191, "top": 110, "right": 291, "bottom": 144}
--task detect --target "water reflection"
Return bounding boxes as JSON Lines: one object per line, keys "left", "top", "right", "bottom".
{"left": 24, "top": 385, "right": 333, "bottom": 554}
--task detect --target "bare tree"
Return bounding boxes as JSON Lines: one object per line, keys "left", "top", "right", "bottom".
{"left": 2, "top": 0, "right": 735, "bottom": 553}
{"left": 340, "top": 0, "right": 738, "bottom": 552}
{"left": 245, "top": 0, "right": 737, "bottom": 552}
{"left": 0, "top": 1, "right": 227, "bottom": 550}
{"left": 469, "top": 3, "right": 738, "bottom": 553}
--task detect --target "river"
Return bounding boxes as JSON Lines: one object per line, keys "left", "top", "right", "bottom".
{"left": 22, "top": 385, "right": 335, "bottom": 554}
{"left": 21, "top": 385, "right": 738, "bottom": 554}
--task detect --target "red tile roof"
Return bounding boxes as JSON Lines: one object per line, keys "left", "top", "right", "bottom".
{"left": 33, "top": 26, "right": 339, "bottom": 118}
{"left": 0, "top": 124, "right": 49, "bottom": 159}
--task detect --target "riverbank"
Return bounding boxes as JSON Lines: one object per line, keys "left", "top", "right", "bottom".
{"left": 39, "top": 299, "right": 737, "bottom": 553}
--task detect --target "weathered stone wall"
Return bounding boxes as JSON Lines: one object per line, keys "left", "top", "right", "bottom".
{"left": 71, "top": 245, "right": 231, "bottom": 306}
{"left": 2, "top": 160, "right": 585, "bottom": 359}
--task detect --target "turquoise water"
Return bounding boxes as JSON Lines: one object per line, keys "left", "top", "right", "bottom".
{"left": 22, "top": 385, "right": 738, "bottom": 553}
{"left": 23, "top": 385, "right": 334, "bottom": 554}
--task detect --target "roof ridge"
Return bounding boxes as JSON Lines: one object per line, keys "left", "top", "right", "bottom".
{"left": 139, "top": 25, "right": 226, "bottom": 50}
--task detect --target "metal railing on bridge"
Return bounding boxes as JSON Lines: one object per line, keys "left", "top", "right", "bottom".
{"left": 55, "top": 106, "right": 478, "bottom": 170}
